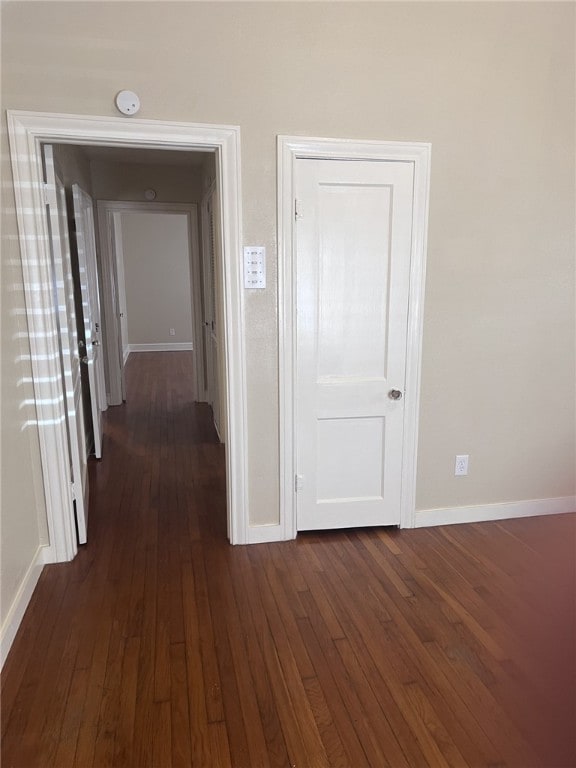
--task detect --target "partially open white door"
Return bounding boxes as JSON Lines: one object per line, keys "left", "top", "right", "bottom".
{"left": 72, "top": 184, "right": 106, "bottom": 458}
{"left": 295, "top": 157, "right": 414, "bottom": 531}
{"left": 44, "top": 145, "right": 89, "bottom": 544}
{"left": 112, "top": 213, "right": 130, "bottom": 377}
{"left": 201, "top": 191, "right": 221, "bottom": 436}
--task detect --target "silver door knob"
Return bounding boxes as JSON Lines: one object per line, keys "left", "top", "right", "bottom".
{"left": 388, "top": 389, "right": 403, "bottom": 400}
{"left": 92, "top": 339, "right": 100, "bottom": 346}
{"left": 81, "top": 356, "right": 89, "bottom": 365}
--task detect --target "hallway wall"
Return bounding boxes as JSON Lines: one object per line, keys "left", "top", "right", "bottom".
{"left": 120, "top": 211, "right": 194, "bottom": 347}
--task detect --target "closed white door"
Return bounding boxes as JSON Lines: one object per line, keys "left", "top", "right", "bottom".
{"left": 296, "top": 158, "right": 414, "bottom": 531}
{"left": 44, "top": 145, "right": 89, "bottom": 544}
{"left": 72, "top": 184, "right": 105, "bottom": 458}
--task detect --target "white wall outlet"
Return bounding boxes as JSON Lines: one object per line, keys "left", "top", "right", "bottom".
{"left": 169, "top": 328, "right": 176, "bottom": 336}
{"left": 455, "top": 455, "right": 469, "bottom": 476}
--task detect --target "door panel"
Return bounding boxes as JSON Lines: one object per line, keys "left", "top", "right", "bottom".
{"left": 201, "top": 191, "right": 221, "bottom": 436}
{"left": 112, "top": 213, "right": 129, "bottom": 372}
{"left": 317, "top": 185, "right": 391, "bottom": 380}
{"left": 44, "top": 145, "right": 89, "bottom": 544}
{"left": 72, "top": 184, "right": 105, "bottom": 458}
{"left": 296, "top": 158, "right": 414, "bottom": 531}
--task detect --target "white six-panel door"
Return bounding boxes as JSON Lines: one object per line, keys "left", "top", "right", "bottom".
{"left": 72, "top": 184, "right": 106, "bottom": 458}
{"left": 295, "top": 158, "right": 414, "bottom": 531}
{"left": 44, "top": 146, "right": 90, "bottom": 544}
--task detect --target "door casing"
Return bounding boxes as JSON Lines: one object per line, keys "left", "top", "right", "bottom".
{"left": 278, "top": 136, "right": 431, "bottom": 538}
{"left": 7, "top": 110, "right": 249, "bottom": 559}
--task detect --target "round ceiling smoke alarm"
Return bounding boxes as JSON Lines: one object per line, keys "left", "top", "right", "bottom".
{"left": 115, "top": 90, "right": 141, "bottom": 116}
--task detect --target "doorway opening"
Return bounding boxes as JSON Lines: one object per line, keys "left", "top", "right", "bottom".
{"left": 8, "top": 111, "right": 249, "bottom": 561}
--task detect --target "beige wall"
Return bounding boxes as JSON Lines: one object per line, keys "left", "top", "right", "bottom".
{"left": 120, "top": 212, "right": 194, "bottom": 345}
{"left": 90, "top": 159, "right": 203, "bottom": 203}
{"left": 0, "top": 153, "right": 48, "bottom": 626}
{"left": 1, "top": 1, "right": 574, "bottom": 617}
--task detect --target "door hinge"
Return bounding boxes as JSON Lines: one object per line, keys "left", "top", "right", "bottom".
{"left": 295, "top": 474, "right": 304, "bottom": 492}
{"left": 43, "top": 182, "right": 56, "bottom": 207}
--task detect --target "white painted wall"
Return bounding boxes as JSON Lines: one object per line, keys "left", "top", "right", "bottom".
{"left": 120, "top": 212, "right": 194, "bottom": 347}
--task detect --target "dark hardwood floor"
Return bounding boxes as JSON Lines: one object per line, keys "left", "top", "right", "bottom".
{"left": 2, "top": 351, "right": 575, "bottom": 767}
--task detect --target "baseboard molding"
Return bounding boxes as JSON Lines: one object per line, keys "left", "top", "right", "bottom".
{"left": 123, "top": 347, "right": 130, "bottom": 364}
{"left": 1, "top": 544, "right": 49, "bottom": 669}
{"left": 415, "top": 495, "right": 576, "bottom": 528}
{"left": 128, "top": 343, "right": 193, "bottom": 353}
{"left": 246, "top": 523, "right": 289, "bottom": 544}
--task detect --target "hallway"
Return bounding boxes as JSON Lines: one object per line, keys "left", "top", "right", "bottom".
{"left": 1, "top": 352, "right": 575, "bottom": 767}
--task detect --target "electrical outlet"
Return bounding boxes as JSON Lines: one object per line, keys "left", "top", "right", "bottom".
{"left": 169, "top": 328, "right": 176, "bottom": 336}
{"left": 455, "top": 455, "right": 469, "bottom": 476}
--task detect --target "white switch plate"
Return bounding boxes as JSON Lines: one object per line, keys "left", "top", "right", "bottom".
{"left": 244, "top": 246, "right": 266, "bottom": 289}
{"left": 455, "top": 454, "right": 469, "bottom": 476}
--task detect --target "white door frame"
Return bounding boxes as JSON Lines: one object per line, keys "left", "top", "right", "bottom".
{"left": 278, "top": 136, "right": 431, "bottom": 538}
{"left": 97, "top": 201, "right": 204, "bottom": 406}
{"left": 7, "top": 110, "right": 249, "bottom": 559}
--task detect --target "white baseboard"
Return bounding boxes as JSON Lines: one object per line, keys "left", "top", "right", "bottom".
{"left": 246, "top": 523, "right": 289, "bottom": 544}
{"left": 128, "top": 343, "right": 193, "bottom": 353}
{"left": 415, "top": 495, "right": 576, "bottom": 528}
{"left": 1, "top": 544, "right": 49, "bottom": 669}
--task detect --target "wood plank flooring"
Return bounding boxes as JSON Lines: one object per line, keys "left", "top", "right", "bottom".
{"left": 2, "top": 351, "right": 575, "bottom": 767}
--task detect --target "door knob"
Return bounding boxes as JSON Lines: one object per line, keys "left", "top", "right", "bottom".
{"left": 388, "top": 389, "right": 403, "bottom": 400}
{"left": 92, "top": 339, "right": 100, "bottom": 346}
{"left": 81, "top": 356, "right": 89, "bottom": 365}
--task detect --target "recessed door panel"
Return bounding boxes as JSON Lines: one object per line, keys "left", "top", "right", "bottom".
{"left": 316, "top": 417, "right": 385, "bottom": 502}
{"left": 317, "top": 185, "right": 391, "bottom": 381}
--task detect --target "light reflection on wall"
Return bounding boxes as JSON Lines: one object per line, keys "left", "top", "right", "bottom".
{"left": 5, "top": 202, "right": 67, "bottom": 436}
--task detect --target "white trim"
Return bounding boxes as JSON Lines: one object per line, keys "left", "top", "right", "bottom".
{"left": 7, "top": 110, "right": 248, "bottom": 550}
{"left": 415, "top": 496, "right": 576, "bottom": 528}
{"left": 246, "top": 523, "right": 288, "bottom": 544}
{"left": 128, "top": 343, "right": 193, "bottom": 353}
{"left": 278, "top": 136, "right": 431, "bottom": 538}
{"left": 1, "top": 545, "right": 49, "bottom": 669}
